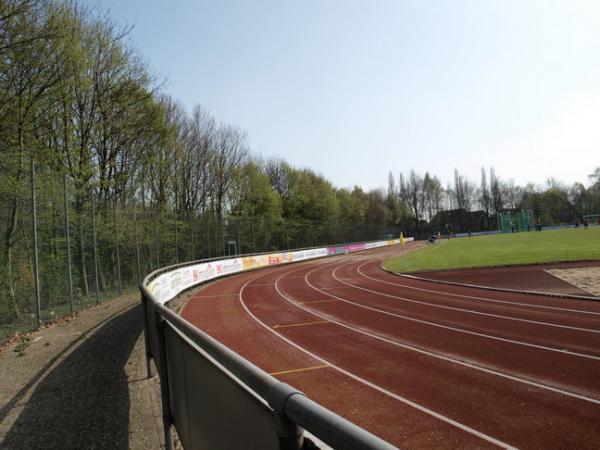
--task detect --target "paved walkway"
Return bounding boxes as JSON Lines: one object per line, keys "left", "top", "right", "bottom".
{"left": 0, "top": 294, "right": 165, "bottom": 449}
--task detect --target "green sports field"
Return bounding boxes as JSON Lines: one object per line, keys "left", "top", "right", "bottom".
{"left": 384, "top": 227, "right": 600, "bottom": 273}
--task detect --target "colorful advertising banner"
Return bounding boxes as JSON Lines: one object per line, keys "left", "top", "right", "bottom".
{"left": 148, "top": 238, "right": 409, "bottom": 304}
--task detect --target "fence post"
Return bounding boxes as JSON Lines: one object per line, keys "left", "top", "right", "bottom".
{"left": 134, "top": 207, "right": 141, "bottom": 285}
{"left": 250, "top": 217, "right": 255, "bottom": 251}
{"left": 206, "top": 214, "right": 211, "bottom": 258}
{"left": 263, "top": 218, "right": 268, "bottom": 252}
{"left": 285, "top": 222, "right": 289, "bottom": 250}
{"left": 174, "top": 196, "right": 179, "bottom": 264}
{"left": 31, "top": 153, "right": 41, "bottom": 327}
{"left": 190, "top": 211, "right": 195, "bottom": 260}
{"left": 90, "top": 189, "right": 100, "bottom": 305}
{"left": 63, "top": 175, "right": 75, "bottom": 314}
{"left": 236, "top": 218, "right": 241, "bottom": 256}
{"left": 113, "top": 195, "right": 122, "bottom": 295}
{"left": 154, "top": 208, "right": 160, "bottom": 268}
{"left": 221, "top": 218, "right": 226, "bottom": 257}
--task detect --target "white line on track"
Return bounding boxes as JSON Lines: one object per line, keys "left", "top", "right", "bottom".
{"left": 358, "top": 261, "right": 600, "bottom": 317}
{"left": 297, "top": 263, "right": 600, "bottom": 361}
{"left": 276, "top": 265, "right": 600, "bottom": 405}
{"left": 239, "top": 273, "right": 518, "bottom": 450}
{"left": 322, "top": 265, "right": 600, "bottom": 334}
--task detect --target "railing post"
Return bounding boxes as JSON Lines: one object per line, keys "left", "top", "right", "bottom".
{"left": 141, "top": 291, "right": 153, "bottom": 378}
{"left": 156, "top": 314, "right": 174, "bottom": 450}
{"left": 267, "top": 383, "right": 304, "bottom": 450}
{"left": 274, "top": 413, "right": 303, "bottom": 450}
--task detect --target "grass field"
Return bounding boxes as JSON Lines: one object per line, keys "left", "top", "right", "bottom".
{"left": 384, "top": 227, "right": 600, "bottom": 273}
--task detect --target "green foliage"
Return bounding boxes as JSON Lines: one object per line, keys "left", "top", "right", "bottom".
{"left": 285, "top": 169, "right": 340, "bottom": 222}
{"left": 230, "top": 161, "right": 282, "bottom": 219}
{"left": 14, "top": 338, "right": 31, "bottom": 356}
{"left": 2, "top": 0, "right": 599, "bottom": 346}
{"left": 385, "top": 227, "right": 600, "bottom": 273}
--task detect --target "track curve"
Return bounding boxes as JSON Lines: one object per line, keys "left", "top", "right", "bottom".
{"left": 181, "top": 245, "right": 600, "bottom": 449}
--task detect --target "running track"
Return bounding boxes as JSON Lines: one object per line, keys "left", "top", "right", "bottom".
{"left": 181, "top": 245, "right": 600, "bottom": 449}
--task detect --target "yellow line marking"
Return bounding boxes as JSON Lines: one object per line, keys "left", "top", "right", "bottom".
{"left": 269, "top": 364, "right": 329, "bottom": 376}
{"left": 299, "top": 299, "right": 339, "bottom": 305}
{"left": 272, "top": 320, "right": 329, "bottom": 329}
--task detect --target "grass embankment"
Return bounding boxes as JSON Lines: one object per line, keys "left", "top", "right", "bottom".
{"left": 384, "top": 227, "right": 600, "bottom": 273}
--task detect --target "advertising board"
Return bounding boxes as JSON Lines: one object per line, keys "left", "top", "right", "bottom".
{"left": 148, "top": 239, "right": 407, "bottom": 304}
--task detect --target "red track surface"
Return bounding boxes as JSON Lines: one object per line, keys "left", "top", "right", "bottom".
{"left": 181, "top": 245, "right": 600, "bottom": 449}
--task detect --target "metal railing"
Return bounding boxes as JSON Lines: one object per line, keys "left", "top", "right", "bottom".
{"left": 141, "top": 245, "right": 398, "bottom": 450}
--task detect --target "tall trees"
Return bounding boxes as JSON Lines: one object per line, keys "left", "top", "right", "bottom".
{"left": 0, "top": 0, "right": 171, "bottom": 315}
{"left": 3, "top": 0, "right": 600, "bottom": 335}
{"left": 399, "top": 170, "right": 425, "bottom": 232}
{"left": 490, "top": 167, "right": 503, "bottom": 215}
{"left": 480, "top": 167, "right": 491, "bottom": 217}
{"left": 422, "top": 172, "right": 442, "bottom": 221}
{"left": 386, "top": 171, "right": 401, "bottom": 225}
{"left": 1, "top": 0, "right": 68, "bottom": 315}
{"left": 284, "top": 169, "right": 339, "bottom": 223}
{"left": 229, "top": 160, "right": 282, "bottom": 219}
{"left": 211, "top": 125, "right": 249, "bottom": 218}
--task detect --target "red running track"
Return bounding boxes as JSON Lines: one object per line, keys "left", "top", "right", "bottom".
{"left": 181, "top": 245, "right": 600, "bottom": 449}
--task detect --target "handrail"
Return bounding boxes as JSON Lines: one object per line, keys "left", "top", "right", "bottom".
{"left": 141, "top": 239, "right": 408, "bottom": 449}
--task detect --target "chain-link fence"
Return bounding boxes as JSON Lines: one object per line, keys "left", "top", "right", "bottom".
{"left": 0, "top": 178, "right": 400, "bottom": 343}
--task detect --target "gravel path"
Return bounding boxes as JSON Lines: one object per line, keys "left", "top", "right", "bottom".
{"left": 0, "top": 294, "right": 165, "bottom": 450}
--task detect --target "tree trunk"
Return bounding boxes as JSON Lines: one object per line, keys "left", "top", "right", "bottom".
{"left": 2, "top": 142, "right": 25, "bottom": 318}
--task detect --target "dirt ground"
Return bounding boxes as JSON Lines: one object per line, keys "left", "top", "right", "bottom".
{"left": 546, "top": 266, "right": 600, "bottom": 297}
{"left": 0, "top": 294, "right": 166, "bottom": 449}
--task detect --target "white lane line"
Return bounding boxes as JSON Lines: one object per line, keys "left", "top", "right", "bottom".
{"left": 280, "top": 267, "right": 600, "bottom": 405}
{"left": 320, "top": 265, "right": 600, "bottom": 335}
{"left": 300, "top": 264, "right": 600, "bottom": 361}
{"left": 239, "top": 275, "right": 517, "bottom": 450}
{"left": 357, "top": 261, "right": 600, "bottom": 317}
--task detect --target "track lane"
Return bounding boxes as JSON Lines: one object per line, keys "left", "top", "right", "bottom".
{"left": 241, "top": 270, "right": 517, "bottom": 449}
{"left": 242, "top": 264, "right": 600, "bottom": 448}
{"left": 329, "top": 264, "right": 600, "bottom": 351}
{"left": 363, "top": 260, "right": 600, "bottom": 314}
{"left": 311, "top": 263, "right": 600, "bottom": 360}
{"left": 311, "top": 263, "right": 600, "bottom": 355}
{"left": 182, "top": 264, "right": 497, "bottom": 448}
{"left": 328, "top": 265, "right": 600, "bottom": 332}
{"left": 358, "top": 262, "right": 600, "bottom": 318}
{"left": 180, "top": 248, "right": 600, "bottom": 449}
{"left": 279, "top": 263, "right": 600, "bottom": 400}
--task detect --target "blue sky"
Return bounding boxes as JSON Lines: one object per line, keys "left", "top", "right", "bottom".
{"left": 84, "top": 0, "right": 600, "bottom": 190}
